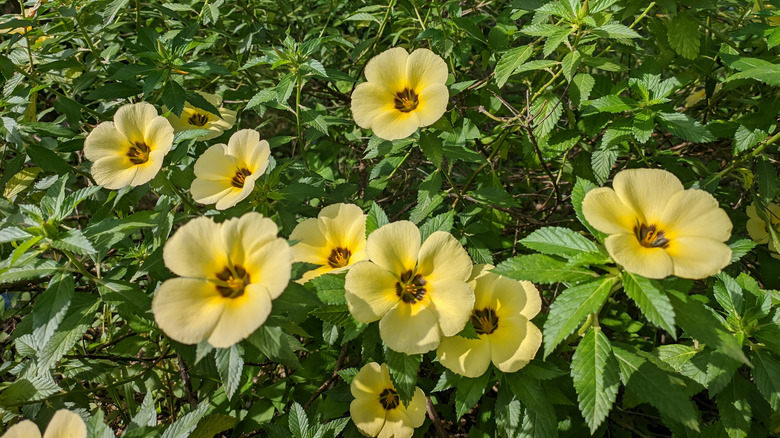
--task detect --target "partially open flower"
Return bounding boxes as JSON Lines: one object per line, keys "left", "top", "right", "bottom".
{"left": 747, "top": 202, "right": 780, "bottom": 256}
{"left": 83, "top": 102, "right": 174, "bottom": 190}
{"left": 166, "top": 92, "right": 237, "bottom": 141}
{"left": 290, "top": 203, "right": 367, "bottom": 283}
{"left": 582, "top": 168, "right": 732, "bottom": 279}
{"left": 152, "top": 213, "right": 292, "bottom": 348}
{"left": 345, "top": 221, "right": 474, "bottom": 354}
{"left": 351, "top": 47, "right": 449, "bottom": 141}
{"left": 190, "top": 129, "right": 271, "bottom": 210}
{"left": 437, "top": 265, "right": 542, "bottom": 378}
{"left": 350, "top": 362, "right": 426, "bottom": 438}
{"left": 1, "top": 409, "right": 86, "bottom": 438}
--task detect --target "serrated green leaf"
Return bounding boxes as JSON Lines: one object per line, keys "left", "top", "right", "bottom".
{"left": 310, "top": 274, "right": 346, "bottom": 304}
{"left": 593, "top": 23, "right": 641, "bottom": 40}
{"left": 288, "top": 402, "right": 309, "bottom": 438}
{"left": 126, "top": 392, "right": 157, "bottom": 431}
{"left": 622, "top": 272, "right": 676, "bottom": 335}
{"left": 247, "top": 325, "right": 302, "bottom": 368}
{"left": 728, "top": 57, "right": 780, "bottom": 86}
{"left": 520, "top": 227, "right": 599, "bottom": 257}
{"left": 733, "top": 124, "right": 767, "bottom": 154}
{"left": 716, "top": 376, "right": 751, "bottom": 438}
{"left": 455, "top": 370, "right": 492, "bottom": 419}
{"left": 667, "top": 10, "right": 700, "bottom": 59}
{"left": 495, "top": 45, "right": 534, "bottom": 88}
{"left": 591, "top": 141, "right": 618, "bottom": 185}
{"left": 632, "top": 109, "right": 655, "bottom": 142}
{"left": 571, "top": 327, "right": 619, "bottom": 433}
{"left": 32, "top": 273, "right": 74, "bottom": 351}
{"left": 384, "top": 347, "right": 422, "bottom": 406}
{"left": 51, "top": 229, "right": 96, "bottom": 255}
{"left": 543, "top": 276, "right": 618, "bottom": 357}
{"left": 757, "top": 157, "right": 777, "bottom": 199}
{"left": 493, "top": 254, "right": 598, "bottom": 284}
{"left": 658, "top": 112, "right": 714, "bottom": 143}
{"left": 585, "top": 95, "right": 637, "bottom": 114}
{"left": 543, "top": 27, "right": 572, "bottom": 56}
{"left": 752, "top": 349, "right": 780, "bottom": 410}
{"left": 162, "top": 81, "right": 186, "bottom": 117}
{"left": 561, "top": 50, "right": 582, "bottom": 82}
{"left": 713, "top": 272, "right": 743, "bottom": 317}
{"left": 729, "top": 239, "right": 757, "bottom": 262}
{"left": 37, "top": 294, "right": 100, "bottom": 370}
{"left": 504, "top": 373, "right": 557, "bottom": 437}
{"left": 419, "top": 210, "right": 454, "bottom": 242}
{"left": 571, "top": 73, "right": 595, "bottom": 109}
{"left": 160, "top": 402, "right": 209, "bottom": 438}
{"left": 216, "top": 345, "right": 244, "bottom": 401}
{"left": 419, "top": 131, "right": 443, "bottom": 167}
{"left": 309, "top": 304, "right": 352, "bottom": 327}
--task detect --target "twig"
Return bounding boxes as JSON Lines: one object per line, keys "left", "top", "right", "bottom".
{"left": 303, "top": 343, "right": 349, "bottom": 410}
{"left": 178, "top": 354, "right": 198, "bottom": 408}
{"left": 426, "top": 395, "right": 449, "bottom": 438}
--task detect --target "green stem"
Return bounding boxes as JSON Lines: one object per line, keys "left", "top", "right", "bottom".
{"left": 593, "top": 2, "right": 656, "bottom": 59}
{"left": 294, "top": 73, "right": 308, "bottom": 167}
{"left": 75, "top": 10, "right": 109, "bottom": 75}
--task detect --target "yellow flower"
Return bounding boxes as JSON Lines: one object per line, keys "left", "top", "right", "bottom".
{"left": 582, "top": 168, "right": 732, "bottom": 279}
{"left": 290, "top": 203, "right": 367, "bottom": 284}
{"left": 437, "top": 265, "right": 542, "bottom": 378}
{"left": 83, "top": 102, "right": 174, "bottom": 190}
{"left": 190, "top": 129, "right": 270, "bottom": 210}
{"left": 344, "top": 221, "right": 474, "bottom": 354}
{"left": 747, "top": 202, "right": 780, "bottom": 256}
{"left": 351, "top": 47, "right": 449, "bottom": 141}
{"left": 350, "top": 362, "right": 426, "bottom": 438}
{"left": 0, "top": 15, "right": 31, "bottom": 36}
{"left": 151, "top": 213, "right": 292, "bottom": 348}
{"left": 166, "top": 92, "right": 237, "bottom": 141}
{"left": 1, "top": 409, "right": 86, "bottom": 438}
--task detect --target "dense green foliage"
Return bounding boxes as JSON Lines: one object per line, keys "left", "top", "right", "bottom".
{"left": 1, "top": 0, "right": 779, "bottom": 436}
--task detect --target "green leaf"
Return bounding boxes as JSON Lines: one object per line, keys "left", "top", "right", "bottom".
{"left": 51, "top": 229, "right": 96, "bottom": 255}
{"left": 667, "top": 10, "right": 700, "bottom": 59}
{"left": 592, "top": 23, "right": 641, "bottom": 40}
{"left": 32, "top": 273, "right": 74, "bottom": 351}
{"left": 247, "top": 325, "right": 302, "bottom": 368}
{"left": 561, "top": 50, "right": 582, "bottom": 82}
{"left": 543, "top": 276, "right": 619, "bottom": 357}
{"left": 419, "top": 131, "right": 443, "bottom": 167}
{"left": 25, "top": 143, "right": 72, "bottom": 175}
{"left": 98, "top": 280, "right": 155, "bottom": 330}
{"left": 37, "top": 294, "right": 100, "bottom": 370}
{"left": 716, "top": 376, "right": 752, "bottom": 438}
{"left": 733, "top": 124, "right": 767, "bottom": 154}
{"left": 612, "top": 344, "right": 700, "bottom": 431}
{"left": 622, "top": 272, "right": 676, "bottom": 335}
{"left": 571, "top": 178, "right": 605, "bottom": 239}
{"left": 126, "top": 392, "right": 157, "bottom": 431}
{"left": 727, "top": 57, "right": 780, "bottom": 86}
{"left": 729, "top": 239, "right": 757, "bottom": 262}
{"left": 162, "top": 81, "right": 187, "bottom": 117}
{"left": 103, "top": 0, "right": 130, "bottom": 26}
{"left": 504, "top": 373, "right": 557, "bottom": 436}
{"left": 419, "top": 210, "right": 454, "bottom": 242}
{"left": 530, "top": 94, "right": 562, "bottom": 139}
{"left": 570, "top": 73, "right": 595, "bottom": 109}
{"left": 455, "top": 371, "right": 492, "bottom": 420}
{"left": 288, "top": 402, "right": 310, "bottom": 438}
{"left": 519, "top": 227, "right": 599, "bottom": 257}
{"left": 384, "top": 347, "right": 422, "bottom": 406}
{"left": 585, "top": 95, "right": 637, "bottom": 114}
{"left": 632, "top": 109, "right": 655, "bottom": 143}
{"left": 309, "top": 304, "right": 352, "bottom": 327}
{"left": 216, "top": 345, "right": 244, "bottom": 401}
{"left": 713, "top": 273, "right": 743, "bottom": 317}
{"left": 160, "top": 402, "right": 209, "bottom": 438}
{"left": 409, "top": 171, "right": 443, "bottom": 224}
{"left": 658, "top": 112, "right": 714, "bottom": 143}
{"left": 493, "top": 254, "right": 597, "bottom": 284}
{"left": 666, "top": 290, "right": 748, "bottom": 365}
{"left": 495, "top": 45, "right": 534, "bottom": 88}
{"left": 757, "top": 157, "right": 777, "bottom": 199}
{"left": 543, "top": 27, "right": 572, "bottom": 57}
{"left": 0, "top": 226, "right": 31, "bottom": 244}
{"left": 752, "top": 349, "right": 780, "bottom": 410}
{"left": 571, "top": 327, "right": 620, "bottom": 433}
{"left": 310, "top": 274, "right": 346, "bottom": 304}
{"left": 591, "top": 140, "right": 618, "bottom": 185}
{"left": 366, "top": 202, "right": 389, "bottom": 235}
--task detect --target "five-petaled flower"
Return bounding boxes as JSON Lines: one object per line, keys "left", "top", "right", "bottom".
{"left": 83, "top": 102, "right": 174, "bottom": 189}
{"left": 437, "top": 265, "right": 542, "bottom": 378}
{"left": 290, "top": 203, "right": 367, "bottom": 283}
{"left": 166, "top": 92, "right": 237, "bottom": 141}
{"left": 190, "top": 129, "right": 271, "bottom": 210}
{"left": 747, "top": 202, "right": 780, "bottom": 258}
{"left": 582, "top": 168, "right": 732, "bottom": 279}
{"left": 344, "top": 221, "right": 475, "bottom": 354}
{"left": 351, "top": 47, "right": 449, "bottom": 141}
{"left": 152, "top": 213, "right": 292, "bottom": 348}
{"left": 1, "top": 409, "right": 86, "bottom": 438}
{"left": 350, "top": 362, "right": 426, "bottom": 438}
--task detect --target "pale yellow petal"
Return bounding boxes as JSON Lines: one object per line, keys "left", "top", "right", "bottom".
{"left": 193, "top": 144, "right": 237, "bottom": 180}
{"left": 226, "top": 129, "right": 259, "bottom": 163}
{"left": 214, "top": 186, "right": 252, "bottom": 210}
{"left": 416, "top": 231, "right": 472, "bottom": 282}
{"left": 613, "top": 168, "right": 684, "bottom": 225}
{"left": 197, "top": 92, "right": 222, "bottom": 107}
{"left": 661, "top": 189, "right": 732, "bottom": 241}
{"left": 405, "top": 387, "right": 427, "bottom": 427}
{"left": 152, "top": 278, "right": 225, "bottom": 345}
{"left": 2, "top": 420, "right": 42, "bottom": 438}
{"left": 163, "top": 217, "right": 227, "bottom": 278}
{"left": 379, "top": 302, "right": 441, "bottom": 354}
{"left": 114, "top": 102, "right": 159, "bottom": 145}
{"left": 351, "top": 362, "right": 390, "bottom": 399}
{"left": 143, "top": 116, "right": 174, "bottom": 154}
{"left": 216, "top": 107, "right": 237, "bottom": 129}
{"left": 191, "top": 178, "right": 233, "bottom": 206}
{"left": 427, "top": 279, "right": 474, "bottom": 336}
{"left": 370, "top": 110, "right": 421, "bottom": 141}
{"left": 243, "top": 238, "right": 292, "bottom": 300}
{"left": 83, "top": 122, "right": 130, "bottom": 161}
{"left": 345, "top": 261, "right": 400, "bottom": 323}
{"left": 665, "top": 237, "right": 732, "bottom": 279}
{"left": 437, "top": 335, "right": 492, "bottom": 378}
{"left": 582, "top": 187, "right": 638, "bottom": 235}
{"left": 406, "top": 48, "right": 448, "bottom": 92}
{"left": 605, "top": 233, "right": 674, "bottom": 279}
{"left": 364, "top": 47, "right": 409, "bottom": 93}
{"left": 296, "top": 265, "right": 334, "bottom": 284}
{"left": 489, "top": 317, "right": 541, "bottom": 373}
{"left": 366, "top": 221, "right": 420, "bottom": 275}
{"left": 318, "top": 203, "right": 367, "bottom": 251}
{"left": 380, "top": 408, "right": 415, "bottom": 438}
{"left": 290, "top": 217, "right": 330, "bottom": 264}
{"left": 486, "top": 274, "right": 541, "bottom": 320}
{"left": 414, "top": 84, "right": 448, "bottom": 127}
{"left": 129, "top": 150, "right": 165, "bottom": 186}
{"left": 90, "top": 156, "right": 138, "bottom": 190}
{"left": 42, "top": 410, "right": 86, "bottom": 438}
{"left": 350, "top": 399, "right": 386, "bottom": 437}
{"left": 207, "top": 283, "right": 273, "bottom": 348}
{"left": 351, "top": 82, "right": 396, "bottom": 131}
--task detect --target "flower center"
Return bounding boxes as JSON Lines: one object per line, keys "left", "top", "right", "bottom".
{"left": 470, "top": 308, "right": 499, "bottom": 335}
{"left": 327, "top": 247, "right": 352, "bottom": 268}
{"left": 394, "top": 88, "right": 419, "bottom": 113}
{"left": 378, "top": 388, "right": 400, "bottom": 410}
{"left": 230, "top": 168, "right": 253, "bottom": 188}
{"left": 127, "top": 141, "right": 151, "bottom": 165}
{"left": 215, "top": 265, "right": 250, "bottom": 298}
{"left": 634, "top": 223, "right": 670, "bottom": 249}
{"left": 395, "top": 270, "right": 427, "bottom": 304}
{"left": 188, "top": 113, "right": 210, "bottom": 127}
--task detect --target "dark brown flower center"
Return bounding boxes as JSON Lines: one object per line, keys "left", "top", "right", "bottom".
{"left": 378, "top": 388, "right": 400, "bottom": 410}
{"left": 395, "top": 270, "right": 426, "bottom": 304}
{"left": 127, "top": 141, "right": 151, "bottom": 165}
{"left": 327, "top": 247, "right": 352, "bottom": 268}
{"left": 471, "top": 308, "right": 499, "bottom": 335}
{"left": 215, "top": 265, "right": 250, "bottom": 298}
{"left": 394, "top": 88, "right": 419, "bottom": 113}
{"left": 230, "top": 168, "right": 253, "bottom": 188}
{"left": 188, "top": 113, "right": 210, "bottom": 127}
{"left": 635, "top": 223, "right": 670, "bottom": 248}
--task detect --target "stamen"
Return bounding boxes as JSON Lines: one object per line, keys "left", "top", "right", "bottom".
{"left": 188, "top": 113, "right": 210, "bottom": 127}
{"left": 230, "top": 168, "right": 253, "bottom": 188}
{"left": 470, "top": 308, "right": 499, "bottom": 335}
{"left": 394, "top": 88, "right": 419, "bottom": 113}
{"left": 395, "top": 270, "right": 427, "bottom": 304}
{"left": 327, "top": 247, "right": 352, "bottom": 268}
{"left": 634, "top": 223, "right": 670, "bottom": 248}
{"left": 215, "top": 265, "right": 250, "bottom": 298}
{"left": 127, "top": 141, "right": 151, "bottom": 165}
{"left": 378, "top": 388, "right": 400, "bottom": 410}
